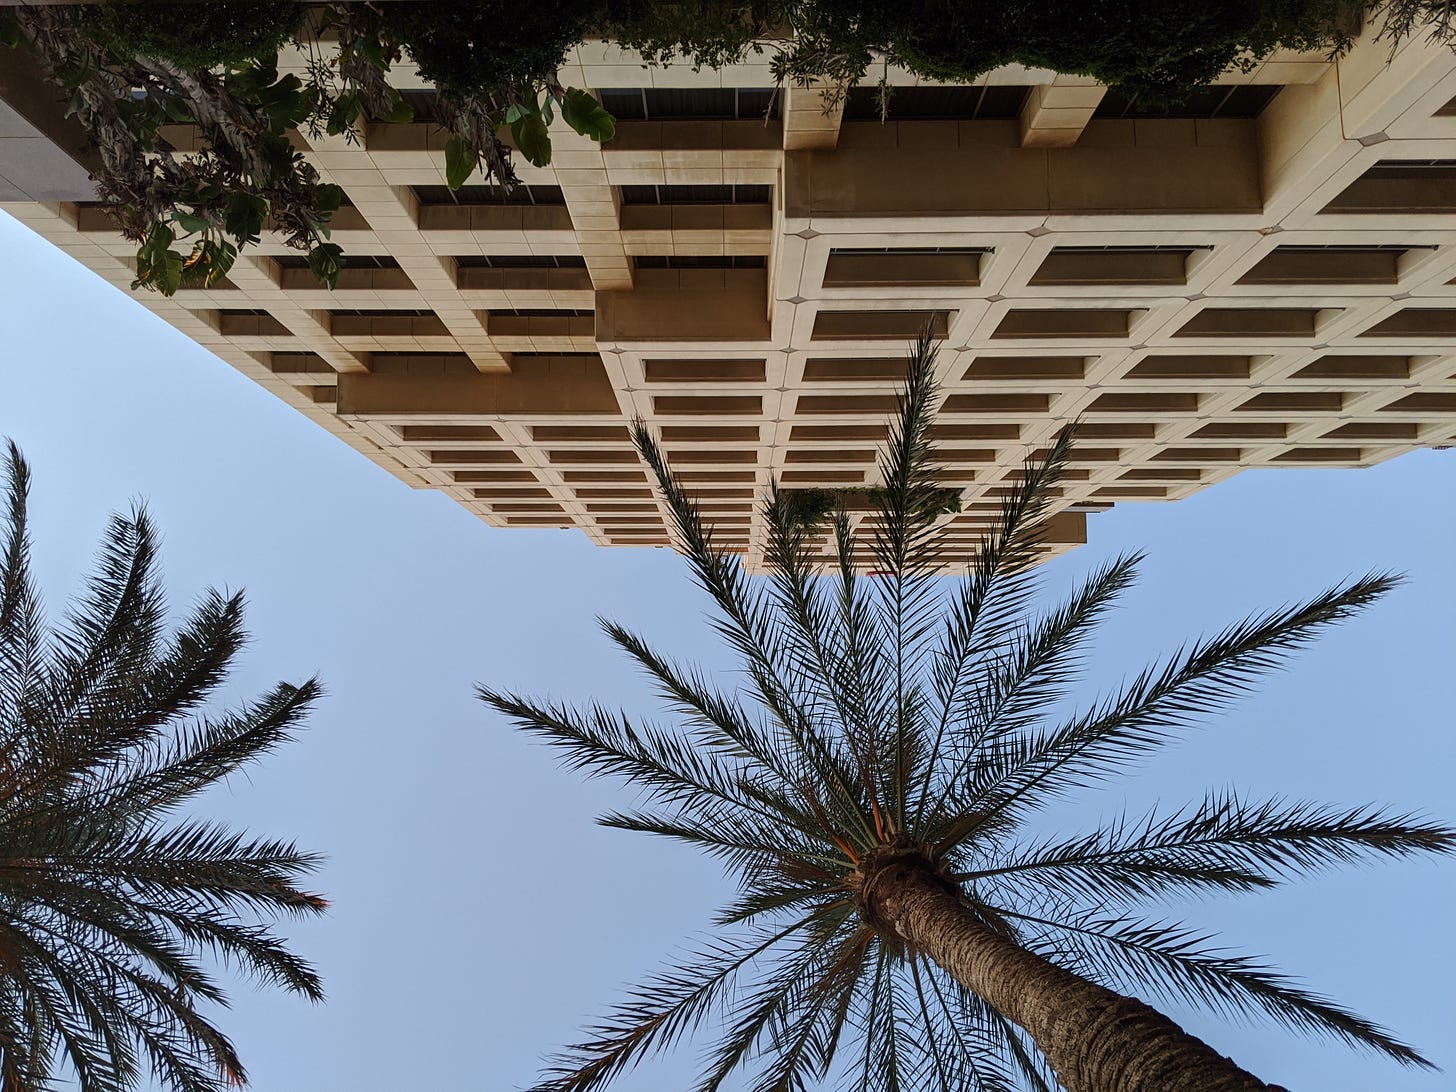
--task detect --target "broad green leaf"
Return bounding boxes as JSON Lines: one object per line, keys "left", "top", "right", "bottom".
{"left": 155, "top": 248, "right": 184, "bottom": 295}
{"left": 171, "top": 211, "right": 210, "bottom": 235}
{"left": 146, "top": 222, "right": 176, "bottom": 253}
{"left": 561, "top": 87, "right": 616, "bottom": 143}
{"left": 361, "top": 35, "right": 388, "bottom": 69}
{"left": 160, "top": 95, "right": 192, "bottom": 124}
{"left": 315, "top": 184, "right": 345, "bottom": 214}
{"left": 505, "top": 103, "right": 528, "bottom": 124}
{"left": 307, "top": 242, "right": 344, "bottom": 288}
{"left": 445, "top": 134, "right": 476, "bottom": 190}
{"left": 326, "top": 92, "right": 358, "bottom": 136}
{"left": 205, "top": 240, "right": 238, "bottom": 285}
{"left": 223, "top": 193, "right": 268, "bottom": 245}
{"left": 380, "top": 93, "right": 414, "bottom": 124}
{"left": 511, "top": 114, "right": 552, "bottom": 167}
{"left": 0, "top": 12, "right": 20, "bottom": 48}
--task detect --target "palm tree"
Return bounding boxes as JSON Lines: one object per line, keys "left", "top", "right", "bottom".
{"left": 0, "top": 442, "right": 326, "bottom": 1092}
{"left": 481, "top": 334, "right": 1454, "bottom": 1092}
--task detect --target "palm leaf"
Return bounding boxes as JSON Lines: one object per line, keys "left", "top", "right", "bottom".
{"left": 1007, "top": 908, "right": 1433, "bottom": 1067}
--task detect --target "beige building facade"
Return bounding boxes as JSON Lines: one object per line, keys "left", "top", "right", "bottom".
{"left": 3, "top": 20, "right": 1455, "bottom": 566}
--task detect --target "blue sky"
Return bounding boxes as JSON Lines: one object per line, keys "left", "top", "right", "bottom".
{"left": 1, "top": 208, "right": 1452, "bottom": 1091}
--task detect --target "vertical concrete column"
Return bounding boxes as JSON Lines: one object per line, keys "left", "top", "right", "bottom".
{"left": 292, "top": 126, "right": 507, "bottom": 371}
{"left": 1259, "top": 19, "right": 1456, "bottom": 223}
{"left": 552, "top": 121, "right": 633, "bottom": 292}
{"left": 1019, "top": 77, "right": 1106, "bottom": 148}
{"left": 782, "top": 81, "right": 845, "bottom": 151}
{"left": 225, "top": 254, "right": 372, "bottom": 374}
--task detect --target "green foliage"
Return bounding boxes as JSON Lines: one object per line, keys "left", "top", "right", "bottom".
{"left": 780, "top": 485, "right": 962, "bottom": 528}
{"left": 383, "top": 0, "right": 601, "bottom": 94}
{"left": 483, "top": 335, "right": 1453, "bottom": 1090}
{"left": 4, "top": 3, "right": 623, "bottom": 292}
{"left": 445, "top": 134, "right": 478, "bottom": 191}
{"left": 75, "top": 1, "right": 307, "bottom": 70}
{"left": 561, "top": 87, "right": 617, "bottom": 142}
{"left": 606, "top": 0, "right": 783, "bottom": 69}
{"left": 809, "top": 0, "right": 1361, "bottom": 102}
{"left": 0, "top": 443, "right": 326, "bottom": 1092}
{"left": 10, "top": 0, "right": 1448, "bottom": 293}
{"left": 511, "top": 111, "right": 553, "bottom": 167}
{"left": 614, "top": 0, "right": 1362, "bottom": 104}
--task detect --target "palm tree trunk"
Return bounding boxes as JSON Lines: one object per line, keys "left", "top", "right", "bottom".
{"left": 867, "top": 860, "right": 1288, "bottom": 1092}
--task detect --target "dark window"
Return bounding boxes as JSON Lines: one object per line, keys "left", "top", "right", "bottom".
{"left": 633, "top": 256, "right": 767, "bottom": 269}
{"left": 413, "top": 184, "right": 566, "bottom": 206}
{"left": 1094, "top": 85, "right": 1282, "bottom": 119}
{"left": 1365, "top": 158, "right": 1456, "bottom": 171}
{"left": 597, "top": 87, "right": 780, "bottom": 121}
{"left": 504, "top": 352, "right": 603, "bottom": 361}
{"left": 844, "top": 85, "right": 1030, "bottom": 121}
{"left": 1045, "top": 245, "right": 1212, "bottom": 253}
{"left": 328, "top": 309, "right": 437, "bottom": 318}
{"left": 486, "top": 309, "right": 594, "bottom": 318}
{"left": 1261, "top": 243, "right": 1434, "bottom": 252}
{"left": 275, "top": 254, "right": 401, "bottom": 270}
{"left": 619, "top": 184, "right": 771, "bottom": 205}
{"left": 396, "top": 89, "right": 441, "bottom": 124}
{"left": 828, "top": 246, "right": 990, "bottom": 256}
{"left": 454, "top": 254, "right": 587, "bottom": 269}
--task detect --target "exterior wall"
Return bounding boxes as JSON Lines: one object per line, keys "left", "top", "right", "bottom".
{"left": 4, "top": 23, "right": 1456, "bottom": 569}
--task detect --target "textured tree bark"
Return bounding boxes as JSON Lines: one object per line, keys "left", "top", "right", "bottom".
{"left": 866, "top": 861, "right": 1289, "bottom": 1092}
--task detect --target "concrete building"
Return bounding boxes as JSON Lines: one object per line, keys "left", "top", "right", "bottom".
{"left": 4, "top": 19, "right": 1455, "bottom": 567}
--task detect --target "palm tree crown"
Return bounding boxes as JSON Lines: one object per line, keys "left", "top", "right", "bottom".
{"left": 0, "top": 442, "right": 326, "bottom": 1092}
{"left": 482, "top": 335, "right": 1454, "bottom": 1092}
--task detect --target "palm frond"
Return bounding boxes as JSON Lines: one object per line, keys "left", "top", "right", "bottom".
{"left": 923, "top": 551, "right": 1142, "bottom": 836}
{"left": 598, "top": 620, "right": 858, "bottom": 831}
{"left": 597, "top": 807, "right": 836, "bottom": 874}
{"left": 0, "top": 443, "right": 45, "bottom": 763}
{"left": 696, "top": 919, "right": 865, "bottom": 1092}
{"left": 529, "top": 919, "right": 814, "bottom": 1092}
{"left": 76, "top": 678, "right": 320, "bottom": 825}
{"left": 480, "top": 688, "right": 783, "bottom": 820}
{"left": 1007, "top": 908, "right": 1434, "bottom": 1067}
{"left": 963, "top": 792, "right": 1456, "bottom": 905}
{"left": 866, "top": 331, "right": 948, "bottom": 833}
{"left": 914, "top": 428, "right": 1075, "bottom": 831}
{"left": 484, "top": 338, "right": 1449, "bottom": 1092}
{"left": 968, "top": 573, "right": 1401, "bottom": 825}
{"left": 907, "top": 957, "right": 1020, "bottom": 1092}
{"left": 0, "top": 443, "right": 324, "bottom": 1091}
{"left": 761, "top": 485, "right": 895, "bottom": 832}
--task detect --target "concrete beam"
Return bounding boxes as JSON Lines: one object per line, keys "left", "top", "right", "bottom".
{"left": 783, "top": 82, "right": 845, "bottom": 151}
{"left": 1020, "top": 80, "right": 1107, "bottom": 148}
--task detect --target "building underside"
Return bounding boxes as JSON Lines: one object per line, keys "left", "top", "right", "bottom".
{"left": 3, "top": 21, "right": 1455, "bottom": 568}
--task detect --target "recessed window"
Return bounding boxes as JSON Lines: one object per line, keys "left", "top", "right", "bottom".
{"left": 619, "top": 185, "right": 771, "bottom": 206}
{"left": 596, "top": 87, "right": 779, "bottom": 121}
{"left": 1030, "top": 246, "right": 1205, "bottom": 286}
{"left": 455, "top": 255, "right": 586, "bottom": 269}
{"left": 811, "top": 310, "right": 953, "bottom": 341}
{"left": 1237, "top": 245, "right": 1427, "bottom": 285}
{"left": 486, "top": 309, "right": 594, "bottom": 318}
{"left": 413, "top": 184, "right": 566, "bottom": 206}
{"left": 275, "top": 254, "right": 401, "bottom": 271}
{"left": 396, "top": 89, "right": 441, "bottom": 123}
{"left": 1094, "top": 85, "right": 1282, "bottom": 119}
{"left": 823, "top": 247, "right": 986, "bottom": 288}
{"left": 633, "top": 256, "right": 767, "bottom": 269}
{"left": 1324, "top": 161, "right": 1456, "bottom": 214}
{"left": 843, "top": 85, "right": 1030, "bottom": 120}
